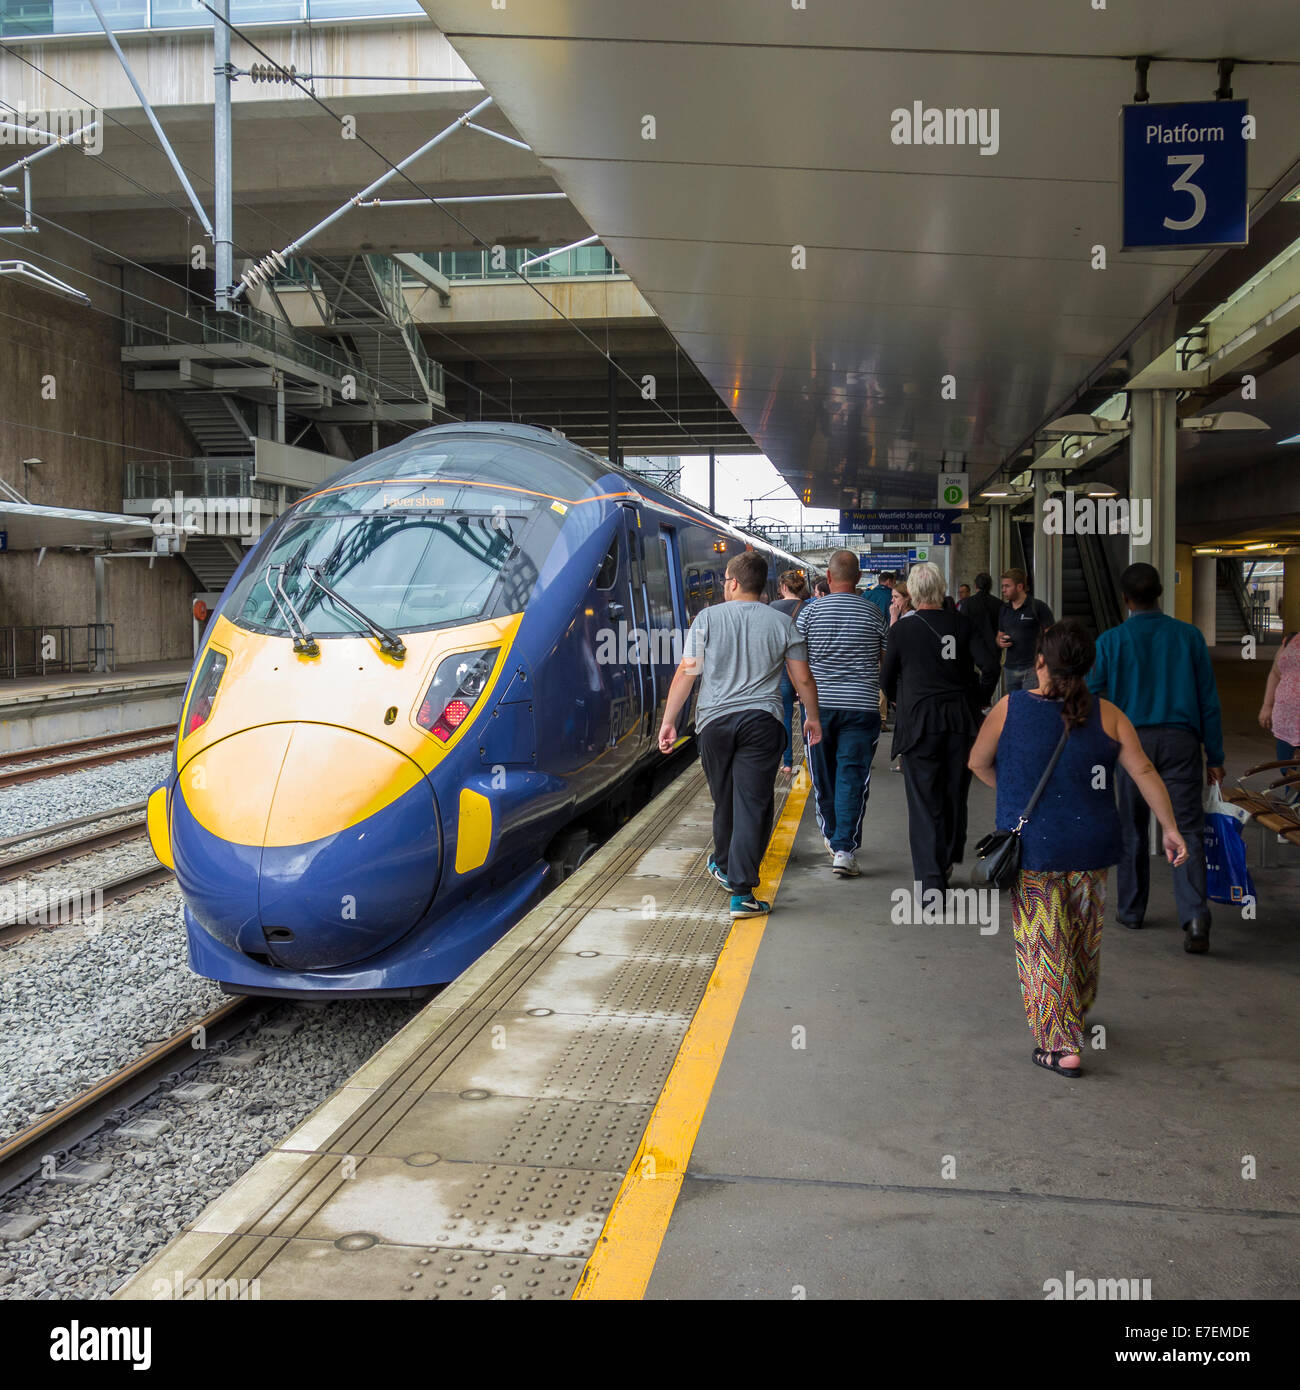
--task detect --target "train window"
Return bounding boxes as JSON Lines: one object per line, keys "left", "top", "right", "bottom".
{"left": 687, "top": 568, "right": 702, "bottom": 617}
{"left": 642, "top": 532, "right": 675, "bottom": 639}
{"left": 225, "top": 508, "right": 531, "bottom": 637}
{"left": 595, "top": 535, "right": 619, "bottom": 589}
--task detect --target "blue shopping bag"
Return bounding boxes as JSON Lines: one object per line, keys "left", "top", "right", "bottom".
{"left": 1203, "top": 785, "right": 1256, "bottom": 907}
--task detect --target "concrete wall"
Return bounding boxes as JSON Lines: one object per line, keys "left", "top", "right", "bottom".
{"left": 0, "top": 238, "right": 195, "bottom": 665}
{"left": 949, "top": 515, "right": 990, "bottom": 594}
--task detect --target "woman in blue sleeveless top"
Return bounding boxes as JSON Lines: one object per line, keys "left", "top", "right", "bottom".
{"left": 969, "top": 621, "right": 1188, "bottom": 1078}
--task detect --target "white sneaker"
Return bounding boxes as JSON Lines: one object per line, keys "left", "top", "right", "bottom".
{"left": 823, "top": 836, "right": 834, "bottom": 860}
{"left": 832, "top": 851, "right": 860, "bottom": 878}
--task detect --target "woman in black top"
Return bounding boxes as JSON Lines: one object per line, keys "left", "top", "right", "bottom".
{"left": 880, "top": 562, "right": 982, "bottom": 893}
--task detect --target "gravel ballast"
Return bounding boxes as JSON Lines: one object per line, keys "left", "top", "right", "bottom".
{"left": 0, "top": 883, "right": 224, "bottom": 1139}
{"left": 0, "top": 753, "right": 171, "bottom": 839}
{"left": 0, "top": 995, "right": 420, "bottom": 1299}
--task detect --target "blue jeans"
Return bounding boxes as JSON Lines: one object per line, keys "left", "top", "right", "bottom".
{"left": 780, "top": 672, "right": 796, "bottom": 767}
{"left": 1004, "top": 665, "right": 1038, "bottom": 694}
{"left": 1277, "top": 738, "right": 1298, "bottom": 763}
{"left": 806, "top": 708, "right": 882, "bottom": 853}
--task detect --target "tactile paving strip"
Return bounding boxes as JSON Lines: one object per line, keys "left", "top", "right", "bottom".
{"left": 126, "top": 763, "right": 800, "bottom": 1300}
{"left": 195, "top": 1234, "right": 586, "bottom": 1301}
{"left": 363, "top": 1092, "right": 654, "bottom": 1171}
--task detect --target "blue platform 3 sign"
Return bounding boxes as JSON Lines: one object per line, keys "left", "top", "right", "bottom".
{"left": 1121, "top": 100, "right": 1248, "bottom": 251}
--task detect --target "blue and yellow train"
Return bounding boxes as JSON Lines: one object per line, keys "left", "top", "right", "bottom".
{"left": 146, "top": 422, "right": 808, "bottom": 996}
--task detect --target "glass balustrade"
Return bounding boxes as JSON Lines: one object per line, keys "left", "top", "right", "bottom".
{"left": 1, "top": 0, "right": 422, "bottom": 38}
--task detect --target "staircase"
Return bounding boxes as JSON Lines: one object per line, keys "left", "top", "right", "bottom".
{"left": 170, "top": 393, "right": 252, "bottom": 455}
{"left": 1216, "top": 560, "right": 1251, "bottom": 643}
{"left": 182, "top": 535, "right": 246, "bottom": 597}
{"left": 308, "top": 254, "right": 444, "bottom": 406}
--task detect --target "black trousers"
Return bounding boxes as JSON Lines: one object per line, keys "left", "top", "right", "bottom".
{"left": 976, "top": 664, "right": 1000, "bottom": 708}
{"left": 1114, "top": 724, "right": 1208, "bottom": 926}
{"left": 900, "top": 730, "right": 974, "bottom": 894}
{"left": 698, "top": 710, "right": 787, "bottom": 895}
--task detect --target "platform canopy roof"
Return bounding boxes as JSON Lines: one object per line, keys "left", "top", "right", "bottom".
{"left": 0, "top": 501, "right": 156, "bottom": 551}
{"left": 417, "top": 0, "right": 1300, "bottom": 512}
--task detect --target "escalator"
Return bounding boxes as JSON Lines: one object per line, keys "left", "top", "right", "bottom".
{"left": 1061, "top": 532, "right": 1124, "bottom": 638}
{"left": 1009, "top": 516, "right": 1122, "bottom": 637}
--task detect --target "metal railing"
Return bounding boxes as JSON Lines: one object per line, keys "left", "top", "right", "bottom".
{"left": 1, "top": 624, "right": 114, "bottom": 678}
{"left": 420, "top": 246, "right": 623, "bottom": 282}
{"left": 124, "top": 305, "right": 443, "bottom": 402}
{"left": 1, "top": 0, "right": 423, "bottom": 39}
{"left": 124, "top": 458, "right": 276, "bottom": 502}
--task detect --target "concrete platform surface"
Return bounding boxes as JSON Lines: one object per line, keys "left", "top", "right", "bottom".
{"left": 0, "top": 659, "right": 191, "bottom": 752}
{"left": 646, "top": 748, "right": 1300, "bottom": 1300}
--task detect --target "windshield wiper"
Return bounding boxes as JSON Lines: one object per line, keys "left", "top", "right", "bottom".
{"left": 305, "top": 566, "right": 407, "bottom": 660}
{"left": 268, "top": 563, "right": 320, "bottom": 657}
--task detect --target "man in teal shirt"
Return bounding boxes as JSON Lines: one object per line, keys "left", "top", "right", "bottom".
{"left": 1087, "top": 563, "right": 1226, "bottom": 954}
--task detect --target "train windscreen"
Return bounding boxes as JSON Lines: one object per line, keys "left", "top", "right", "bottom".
{"left": 225, "top": 486, "right": 550, "bottom": 637}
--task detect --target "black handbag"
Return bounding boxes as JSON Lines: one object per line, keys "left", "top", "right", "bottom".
{"left": 972, "top": 725, "right": 1070, "bottom": 890}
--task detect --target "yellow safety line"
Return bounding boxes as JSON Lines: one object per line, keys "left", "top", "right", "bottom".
{"left": 572, "top": 775, "right": 810, "bottom": 1300}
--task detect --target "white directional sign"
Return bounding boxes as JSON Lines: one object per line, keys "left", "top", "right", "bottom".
{"left": 938, "top": 472, "right": 969, "bottom": 509}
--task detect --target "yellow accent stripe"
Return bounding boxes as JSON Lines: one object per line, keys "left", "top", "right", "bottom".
{"left": 454, "top": 787, "right": 493, "bottom": 874}
{"left": 572, "top": 777, "right": 809, "bottom": 1300}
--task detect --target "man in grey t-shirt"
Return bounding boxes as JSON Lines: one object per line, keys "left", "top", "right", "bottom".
{"left": 659, "top": 551, "right": 821, "bottom": 919}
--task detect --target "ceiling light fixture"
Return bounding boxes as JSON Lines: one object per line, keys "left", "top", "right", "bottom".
{"left": 1180, "top": 412, "right": 1269, "bottom": 432}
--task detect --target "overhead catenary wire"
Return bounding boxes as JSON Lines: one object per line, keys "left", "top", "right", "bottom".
{"left": 0, "top": 45, "right": 583, "bottom": 434}
{"left": 192, "top": 0, "right": 719, "bottom": 454}
{"left": 0, "top": 45, "right": 513, "bottom": 416}
{"left": 2, "top": 27, "right": 712, "bottom": 454}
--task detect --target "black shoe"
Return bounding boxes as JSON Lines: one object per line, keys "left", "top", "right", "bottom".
{"left": 1183, "top": 914, "right": 1211, "bottom": 954}
{"left": 1117, "top": 918, "right": 1144, "bottom": 930}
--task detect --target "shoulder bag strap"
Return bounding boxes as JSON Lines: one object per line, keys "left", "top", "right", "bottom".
{"left": 1013, "top": 723, "right": 1070, "bottom": 833}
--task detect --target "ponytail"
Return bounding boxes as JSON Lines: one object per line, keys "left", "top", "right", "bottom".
{"left": 1036, "top": 620, "right": 1095, "bottom": 733}
{"left": 1056, "top": 672, "right": 1091, "bottom": 733}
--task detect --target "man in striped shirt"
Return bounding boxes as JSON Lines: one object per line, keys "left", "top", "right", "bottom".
{"left": 796, "top": 551, "right": 888, "bottom": 877}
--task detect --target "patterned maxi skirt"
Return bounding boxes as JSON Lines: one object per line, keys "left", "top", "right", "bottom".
{"left": 1010, "top": 869, "right": 1107, "bottom": 1055}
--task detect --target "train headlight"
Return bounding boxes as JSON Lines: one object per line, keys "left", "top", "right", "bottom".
{"left": 416, "top": 648, "right": 498, "bottom": 743}
{"left": 184, "top": 649, "right": 228, "bottom": 737}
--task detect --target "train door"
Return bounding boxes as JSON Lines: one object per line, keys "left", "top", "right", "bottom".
{"left": 612, "top": 506, "right": 648, "bottom": 753}
{"left": 590, "top": 524, "right": 640, "bottom": 770}
{"left": 647, "top": 524, "right": 684, "bottom": 735}
{"left": 620, "top": 504, "right": 654, "bottom": 749}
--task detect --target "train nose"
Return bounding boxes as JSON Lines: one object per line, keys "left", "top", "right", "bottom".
{"left": 173, "top": 723, "right": 441, "bottom": 971}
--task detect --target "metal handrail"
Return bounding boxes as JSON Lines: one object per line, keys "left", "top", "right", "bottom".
{"left": 1, "top": 624, "right": 114, "bottom": 678}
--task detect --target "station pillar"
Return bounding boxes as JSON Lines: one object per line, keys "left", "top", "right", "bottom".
{"left": 1033, "top": 472, "right": 1062, "bottom": 616}
{"left": 988, "top": 503, "right": 1008, "bottom": 587}
{"left": 1193, "top": 554, "right": 1218, "bottom": 646}
{"left": 1128, "top": 388, "right": 1178, "bottom": 586}
{"left": 1283, "top": 554, "right": 1300, "bottom": 636}
{"left": 93, "top": 554, "right": 108, "bottom": 673}
{"left": 1174, "top": 543, "right": 1195, "bottom": 623}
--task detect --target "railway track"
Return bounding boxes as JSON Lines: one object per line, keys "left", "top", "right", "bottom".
{"left": 0, "top": 997, "right": 264, "bottom": 1199}
{"left": 0, "top": 851, "right": 173, "bottom": 947}
{"left": 0, "top": 726, "right": 174, "bottom": 789}
{"left": 0, "top": 805, "right": 149, "bottom": 883}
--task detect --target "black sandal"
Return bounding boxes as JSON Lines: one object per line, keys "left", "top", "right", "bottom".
{"left": 1032, "top": 1048, "right": 1083, "bottom": 1079}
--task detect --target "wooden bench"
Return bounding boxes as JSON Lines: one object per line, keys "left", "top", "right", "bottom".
{"left": 1222, "top": 762, "right": 1300, "bottom": 862}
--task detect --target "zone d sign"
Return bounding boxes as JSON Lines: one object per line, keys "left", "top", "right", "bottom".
{"left": 938, "top": 472, "right": 969, "bottom": 509}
